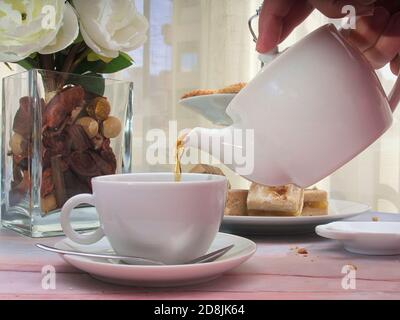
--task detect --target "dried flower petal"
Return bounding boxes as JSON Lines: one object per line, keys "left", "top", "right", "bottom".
{"left": 43, "top": 86, "right": 84, "bottom": 129}
{"left": 64, "top": 169, "right": 92, "bottom": 198}
{"left": 68, "top": 151, "right": 101, "bottom": 177}
{"left": 41, "top": 168, "right": 54, "bottom": 197}
{"left": 13, "top": 97, "right": 33, "bottom": 138}
{"left": 51, "top": 155, "right": 68, "bottom": 207}
{"left": 100, "top": 149, "right": 117, "bottom": 173}
{"left": 91, "top": 134, "right": 104, "bottom": 150}
{"left": 89, "top": 151, "right": 115, "bottom": 175}
{"left": 41, "top": 193, "right": 57, "bottom": 214}
{"left": 43, "top": 132, "right": 67, "bottom": 155}
{"left": 66, "top": 124, "right": 93, "bottom": 151}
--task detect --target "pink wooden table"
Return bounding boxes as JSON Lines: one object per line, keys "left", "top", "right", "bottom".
{"left": 0, "top": 212, "right": 400, "bottom": 300}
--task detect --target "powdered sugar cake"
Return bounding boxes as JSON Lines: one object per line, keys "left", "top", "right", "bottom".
{"left": 246, "top": 183, "right": 304, "bottom": 216}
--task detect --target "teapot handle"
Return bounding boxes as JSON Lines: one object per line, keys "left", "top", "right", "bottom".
{"left": 389, "top": 72, "right": 400, "bottom": 112}
{"left": 248, "top": 5, "right": 279, "bottom": 68}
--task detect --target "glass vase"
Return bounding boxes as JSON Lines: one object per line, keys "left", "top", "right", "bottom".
{"left": 1, "top": 69, "right": 133, "bottom": 237}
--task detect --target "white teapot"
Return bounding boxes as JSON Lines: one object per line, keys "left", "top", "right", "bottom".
{"left": 184, "top": 24, "right": 400, "bottom": 187}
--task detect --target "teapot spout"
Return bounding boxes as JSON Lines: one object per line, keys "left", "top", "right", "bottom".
{"left": 184, "top": 127, "right": 295, "bottom": 186}
{"left": 184, "top": 126, "right": 255, "bottom": 177}
{"left": 185, "top": 127, "right": 235, "bottom": 162}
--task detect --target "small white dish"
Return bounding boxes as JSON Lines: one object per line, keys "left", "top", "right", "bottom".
{"left": 55, "top": 232, "right": 256, "bottom": 287}
{"left": 221, "top": 199, "right": 370, "bottom": 235}
{"left": 316, "top": 221, "right": 400, "bottom": 255}
{"left": 179, "top": 94, "right": 234, "bottom": 126}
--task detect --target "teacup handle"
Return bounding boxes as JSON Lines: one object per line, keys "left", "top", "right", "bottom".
{"left": 60, "top": 194, "right": 105, "bottom": 245}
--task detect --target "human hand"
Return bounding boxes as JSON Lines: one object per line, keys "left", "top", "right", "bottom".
{"left": 256, "top": 0, "right": 400, "bottom": 74}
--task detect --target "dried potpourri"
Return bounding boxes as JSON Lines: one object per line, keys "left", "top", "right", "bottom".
{"left": 9, "top": 85, "right": 122, "bottom": 215}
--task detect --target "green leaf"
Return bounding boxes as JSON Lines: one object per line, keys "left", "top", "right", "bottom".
{"left": 16, "top": 57, "right": 38, "bottom": 70}
{"left": 87, "top": 51, "right": 113, "bottom": 63}
{"left": 67, "top": 72, "right": 105, "bottom": 96}
{"left": 120, "top": 51, "right": 134, "bottom": 62}
{"left": 87, "top": 51, "right": 101, "bottom": 62}
{"left": 100, "top": 52, "right": 133, "bottom": 73}
{"left": 72, "top": 52, "right": 134, "bottom": 74}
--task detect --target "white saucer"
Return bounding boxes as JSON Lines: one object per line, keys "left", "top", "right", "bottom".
{"left": 221, "top": 199, "right": 370, "bottom": 235}
{"left": 55, "top": 232, "right": 256, "bottom": 287}
{"left": 179, "top": 94, "right": 234, "bottom": 126}
{"left": 316, "top": 221, "right": 400, "bottom": 255}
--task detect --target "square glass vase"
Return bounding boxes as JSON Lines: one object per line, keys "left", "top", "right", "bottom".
{"left": 1, "top": 69, "right": 133, "bottom": 237}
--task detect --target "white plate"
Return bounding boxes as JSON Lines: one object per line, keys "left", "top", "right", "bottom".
{"left": 55, "top": 232, "right": 256, "bottom": 287}
{"left": 179, "top": 94, "right": 234, "bottom": 126}
{"left": 221, "top": 199, "right": 370, "bottom": 235}
{"left": 316, "top": 221, "right": 400, "bottom": 255}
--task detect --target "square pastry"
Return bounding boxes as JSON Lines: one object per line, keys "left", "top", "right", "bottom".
{"left": 302, "top": 188, "right": 328, "bottom": 216}
{"left": 247, "top": 183, "right": 304, "bottom": 216}
{"left": 224, "top": 189, "right": 248, "bottom": 216}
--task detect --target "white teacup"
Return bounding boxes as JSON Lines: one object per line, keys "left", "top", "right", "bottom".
{"left": 61, "top": 173, "right": 227, "bottom": 264}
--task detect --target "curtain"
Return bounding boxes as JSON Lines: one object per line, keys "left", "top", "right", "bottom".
{"left": 114, "top": 0, "right": 263, "bottom": 177}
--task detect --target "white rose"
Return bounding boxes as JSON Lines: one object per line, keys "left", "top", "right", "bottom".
{"left": 0, "top": 0, "right": 79, "bottom": 62}
{"left": 73, "top": 0, "right": 148, "bottom": 58}
{"left": 39, "top": 2, "right": 79, "bottom": 55}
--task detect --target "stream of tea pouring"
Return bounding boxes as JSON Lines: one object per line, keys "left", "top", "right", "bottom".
{"left": 182, "top": 24, "right": 400, "bottom": 188}
{"left": 174, "top": 134, "right": 186, "bottom": 182}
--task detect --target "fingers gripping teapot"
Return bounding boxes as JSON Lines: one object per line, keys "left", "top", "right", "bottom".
{"left": 184, "top": 24, "right": 400, "bottom": 187}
